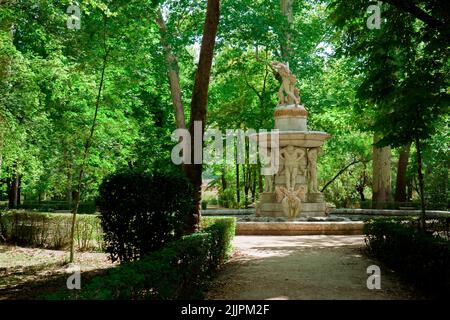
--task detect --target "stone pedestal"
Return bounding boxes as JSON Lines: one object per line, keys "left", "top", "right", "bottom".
{"left": 257, "top": 201, "right": 327, "bottom": 217}
{"left": 307, "top": 193, "right": 324, "bottom": 203}
{"left": 254, "top": 104, "right": 330, "bottom": 218}
{"left": 274, "top": 105, "right": 308, "bottom": 131}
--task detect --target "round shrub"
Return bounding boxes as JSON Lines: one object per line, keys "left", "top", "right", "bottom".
{"left": 97, "top": 169, "right": 195, "bottom": 263}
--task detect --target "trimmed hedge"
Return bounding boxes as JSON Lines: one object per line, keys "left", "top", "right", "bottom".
{"left": 46, "top": 217, "right": 236, "bottom": 300}
{"left": 200, "top": 216, "right": 236, "bottom": 267}
{"left": 20, "top": 201, "right": 97, "bottom": 214}
{"left": 98, "top": 170, "right": 195, "bottom": 263}
{"left": 364, "top": 218, "right": 450, "bottom": 296}
{"left": 0, "top": 210, "right": 103, "bottom": 251}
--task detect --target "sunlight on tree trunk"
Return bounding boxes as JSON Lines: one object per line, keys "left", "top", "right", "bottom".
{"left": 279, "top": 0, "right": 294, "bottom": 64}
{"left": 155, "top": 6, "right": 186, "bottom": 129}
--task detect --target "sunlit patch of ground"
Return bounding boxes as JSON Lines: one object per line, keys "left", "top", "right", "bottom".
{"left": 206, "top": 236, "right": 426, "bottom": 300}
{"left": 0, "top": 245, "right": 116, "bottom": 300}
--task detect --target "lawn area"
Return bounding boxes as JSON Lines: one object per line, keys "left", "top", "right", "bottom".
{"left": 0, "top": 245, "right": 116, "bottom": 300}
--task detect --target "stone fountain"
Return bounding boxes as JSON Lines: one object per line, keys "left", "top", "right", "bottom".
{"left": 255, "top": 61, "right": 330, "bottom": 218}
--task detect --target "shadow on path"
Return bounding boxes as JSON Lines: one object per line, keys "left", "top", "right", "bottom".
{"left": 206, "top": 236, "right": 424, "bottom": 300}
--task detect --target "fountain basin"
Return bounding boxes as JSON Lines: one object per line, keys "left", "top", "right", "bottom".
{"left": 236, "top": 221, "right": 364, "bottom": 235}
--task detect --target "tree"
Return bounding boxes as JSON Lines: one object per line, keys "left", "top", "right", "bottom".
{"left": 155, "top": 5, "right": 186, "bottom": 129}
{"left": 372, "top": 135, "right": 391, "bottom": 207}
{"left": 184, "top": 0, "right": 221, "bottom": 231}
{"left": 329, "top": 0, "right": 450, "bottom": 225}
{"left": 394, "top": 142, "right": 411, "bottom": 202}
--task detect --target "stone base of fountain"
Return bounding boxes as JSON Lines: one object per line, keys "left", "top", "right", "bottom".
{"left": 253, "top": 102, "right": 330, "bottom": 219}
{"left": 257, "top": 192, "right": 326, "bottom": 217}
{"left": 236, "top": 221, "right": 364, "bottom": 235}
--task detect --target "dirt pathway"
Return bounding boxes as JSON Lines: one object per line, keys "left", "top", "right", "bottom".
{"left": 206, "top": 236, "right": 422, "bottom": 300}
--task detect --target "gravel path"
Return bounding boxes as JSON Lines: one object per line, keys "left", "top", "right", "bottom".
{"left": 206, "top": 236, "right": 423, "bottom": 300}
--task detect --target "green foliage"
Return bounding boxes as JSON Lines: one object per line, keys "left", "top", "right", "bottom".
{"left": 0, "top": 0, "right": 447, "bottom": 215}
{"left": 201, "top": 216, "right": 236, "bottom": 265}
{"left": 0, "top": 210, "right": 102, "bottom": 251}
{"left": 19, "top": 200, "right": 97, "bottom": 214}
{"left": 421, "top": 123, "right": 449, "bottom": 210}
{"left": 0, "top": 0, "right": 173, "bottom": 203}
{"left": 364, "top": 218, "right": 450, "bottom": 296}
{"left": 97, "top": 169, "right": 195, "bottom": 263}
{"left": 329, "top": 0, "right": 449, "bottom": 147}
{"left": 46, "top": 216, "right": 236, "bottom": 300}
{"left": 218, "top": 188, "right": 237, "bottom": 209}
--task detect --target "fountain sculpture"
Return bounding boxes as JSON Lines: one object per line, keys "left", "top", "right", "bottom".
{"left": 255, "top": 62, "right": 331, "bottom": 218}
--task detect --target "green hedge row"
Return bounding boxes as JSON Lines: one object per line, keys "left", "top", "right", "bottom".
{"left": 19, "top": 201, "right": 97, "bottom": 214}
{"left": 46, "top": 217, "right": 236, "bottom": 300}
{"left": 364, "top": 218, "right": 450, "bottom": 296}
{"left": 0, "top": 210, "right": 103, "bottom": 251}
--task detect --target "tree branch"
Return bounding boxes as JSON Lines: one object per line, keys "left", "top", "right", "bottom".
{"left": 382, "top": 0, "right": 445, "bottom": 29}
{"left": 321, "top": 159, "right": 362, "bottom": 192}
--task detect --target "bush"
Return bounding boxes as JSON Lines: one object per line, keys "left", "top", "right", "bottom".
{"left": 20, "top": 201, "right": 97, "bottom": 214}
{"left": 218, "top": 189, "right": 236, "bottom": 208}
{"left": 364, "top": 218, "right": 450, "bottom": 296}
{"left": 359, "top": 200, "right": 421, "bottom": 210}
{"left": 201, "top": 200, "right": 208, "bottom": 210}
{"left": 46, "top": 216, "right": 236, "bottom": 300}
{"left": 202, "top": 217, "right": 236, "bottom": 267}
{"left": 97, "top": 169, "right": 195, "bottom": 263}
{"left": 0, "top": 210, "right": 102, "bottom": 251}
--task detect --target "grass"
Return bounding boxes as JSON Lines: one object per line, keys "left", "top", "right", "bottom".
{"left": 0, "top": 244, "right": 116, "bottom": 300}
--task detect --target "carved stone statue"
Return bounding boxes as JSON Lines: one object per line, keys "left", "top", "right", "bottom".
{"left": 271, "top": 61, "right": 300, "bottom": 106}
{"left": 280, "top": 145, "right": 305, "bottom": 190}
{"left": 307, "top": 148, "right": 319, "bottom": 193}
{"left": 298, "top": 148, "right": 307, "bottom": 176}
{"left": 264, "top": 174, "right": 274, "bottom": 192}
{"left": 261, "top": 152, "right": 275, "bottom": 192}
{"left": 276, "top": 186, "right": 307, "bottom": 219}
{"left": 289, "top": 73, "right": 301, "bottom": 105}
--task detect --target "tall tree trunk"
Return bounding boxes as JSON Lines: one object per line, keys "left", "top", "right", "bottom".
{"left": 69, "top": 47, "right": 108, "bottom": 263}
{"left": 221, "top": 167, "right": 227, "bottom": 190}
{"left": 251, "top": 166, "right": 257, "bottom": 203}
{"left": 235, "top": 141, "right": 240, "bottom": 208}
{"left": 155, "top": 7, "right": 186, "bottom": 129}
{"left": 184, "top": 0, "right": 221, "bottom": 233}
{"left": 394, "top": 143, "right": 411, "bottom": 202}
{"left": 372, "top": 135, "right": 391, "bottom": 208}
{"left": 243, "top": 140, "right": 250, "bottom": 208}
{"left": 64, "top": 148, "right": 73, "bottom": 209}
{"left": 279, "top": 0, "right": 294, "bottom": 64}
{"left": 236, "top": 162, "right": 240, "bottom": 208}
{"left": 242, "top": 164, "right": 248, "bottom": 208}
{"left": 415, "top": 136, "right": 426, "bottom": 229}
{"left": 8, "top": 175, "right": 19, "bottom": 209}
{"left": 67, "top": 169, "right": 73, "bottom": 209}
{"left": 7, "top": 165, "right": 19, "bottom": 209}
{"left": 258, "top": 165, "right": 263, "bottom": 193}
{"left": 356, "top": 165, "right": 367, "bottom": 202}
{"left": 17, "top": 175, "right": 21, "bottom": 205}
{"left": 244, "top": 165, "right": 251, "bottom": 208}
